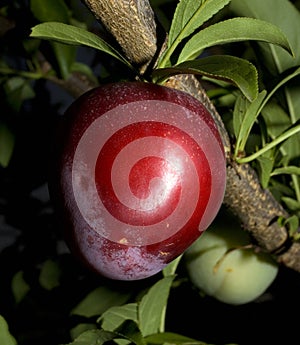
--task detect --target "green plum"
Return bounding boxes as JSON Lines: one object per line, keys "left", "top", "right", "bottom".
{"left": 184, "top": 210, "right": 279, "bottom": 305}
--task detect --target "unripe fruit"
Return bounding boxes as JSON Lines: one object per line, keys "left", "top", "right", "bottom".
{"left": 51, "top": 82, "right": 226, "bottom": 280}
{"left": 185, "top": 211, "right": 279, "bottom": 305}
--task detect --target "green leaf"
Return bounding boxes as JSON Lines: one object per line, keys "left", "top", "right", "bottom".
{"left": 145, "top": 332, "right": 207, "bottom": 345}
{"left": 257, "top": 154, "right": 275, "bottom": 189}
{"left": 30, "top": 22, "right": 133, "bottom": 69}
{"left": 260, "top": 67, "right": 300, "bottom": 161}
{"left": 99, "top": 303, "right": 138, "bottom": 331}
{"left": 153, "top": 55, "right": 258, "bottom": 101}
{"left": 71, "top": 286, "right": 131, "bottom": 318}
{"left": 272, "top": 166, "right": 300, "bottom": 177}
{"left": 71, "top": 62, "right": 99, "bottom": 85}
{"left": 0, "top": 315, "right": 17, "bottom": 345}
{"left": 31, "top": 0, "right": 76, "bottom": 79}
{"left": 70, "top": 324, "right": 98, "bottom": 341}
{"left": 159, "top": 0, "right": 231, "bottom": 67}
{"left": 177, "top": 17, "right": 293, "bottom": 64}
{"left": 11, "top": 271, "right": 30, "bottom": 303}
{"left": 282, "top": 197, "right": 300, "bottom": 212}
{"left": 114, "top": 320, "right": 146, "bottom": 345}
{"left": 138, "top": 276, "right": 175, "bottom": 336}
{"left": 31, "top": 0, "right": 70, "bottom": 23}
{"left": 66, "top": 329, "right": 117, "bottom": 345}
{"left": 51, "top": 41, "right": 77, "bottom": 79}
{"left": 163, "top": 255, "right": 182, "bottom": 277}
{"left": 229, "top": 0, "right": 300, "bottom": 73}
{"left": 284, "top": 215, "right": 299, "bottom": 238}
{"left": 237, "top": 121, "right": 300, "bottom": 164}
{"left": 169, "top": 0, "right": 231, "bottom": 44}
{"left": 0, "top": 123, "right": 15, "bottom": 168}
{"left": 233, "top": 92, "right": 249, "bottom": 139}
{"left": 39, "top": 259, "right": 61, "bottom": 291}
{"left": 234, "top": 90, "right": 267, "bottom": 156}
{"left": 4, "top": 77, "right": 35, "bottom": 112}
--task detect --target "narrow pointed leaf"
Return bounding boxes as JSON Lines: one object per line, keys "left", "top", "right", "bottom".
{"left": 160, "top": 0, "right": 231, "bottom": 67}
{"left": 237, "top": 121, "right": 300, "bottom": 164}
{"left": 138, "top": 276, "right": 175, "bottom": 337}
{"left": 169, "top": 0, "right": 231, "bottom": 48}
{"left": 99, "top": 303, "right": 138, "bottom": 331}
{"left": 71, "top": 286, "right": 130, "bottom": 318}
{"left": 234, "top": 90, "right": 267, "bottom": 155}
{"left": 30, "top": 22, "right": 133, "bottom": 69}
{"left": 178, "top": 17, "right": 293, "bottom": 63}
{"left": 272, "top": 166, "right": 300, "bottom": 176}
{"left": 163, "top": 254, "right": 182, "bottom": 277}
{"left": 229, "top": 0, "right": 300, "bottom": 73}
{"left": 153, "top": 55, "right": 258, "bottom": 101}
{"left": 145, "top": 332, "right": 207, "bottom": 345}
{"left": 66, "top": 329, "right": 117, "bottom": 345}
{"left": 233, "top": 92, "right": 250, "bottom": 139}
{"left": 114, "top": 320, "right": 146, "bottom": 345}
{"left": 0, "top": 123, "right": 15, "bottom": 168}
{"left": 31, "top": 0, "right": 70, "bottom": 23}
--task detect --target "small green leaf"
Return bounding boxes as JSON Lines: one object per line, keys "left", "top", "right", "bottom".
{"left": 153, "top": 55, "right": 258, "bottom": 101}
{"left": 11, "top": 271, "right": 30, "bottom": 304}
{"left": 282, "top": 197, "right": 300, "bottom": 212}
{"left": 234, "top": 90, "right": 267, "bottom": 156}
{"left": 145, "top": 332, "right": 207, "bottom": 345}
{"left": 237, "top": 121, "right": 300, "bottom": 164}
{"left": 31, "top": 0, "right": 70, "bottom": 23}
{"left": 163, "top": 255, "right": 182, "bottom": 277}
{"left": 4, "top": 77, "right": 35, "bottom": 112}
{"left": 31, "top": 0, "right": 76, "bottom": 80}
{"left": 159, "top": 0, "right": 231, "bottom": 67}
{"left": 39, "top": 259, "right": 61, "bottom": 291}
{"left": 284, "top": 215, "right": 299, "bottom": 238}
{"left": 260, "top": 67, "right": 300, "bottom": 160}
{"left": 169, "top": 0, "right": 231, "bottom": 45}
{"left": 272, "top": 166, "right": 300, "bottom": 176}
{"left": 233, "top": 92, "right": 249, "bottom": 139}
{"left": 114, "top": 320, "right": 146, "bottom": 345}
{"left": 30, "top": 22, "right": 134, "bottom": 70}
{"left": 99, "top": 303, "right": 138, "bottom": 331}
{"left": 257, "top": 154, "right": 275, "bottom": 189}
{"left": 71, "top": 286, "right": 131, "bottom": 318}
{"left": 51, "top": 41, "right": 77, "bottom": 79}
{"left": 71, "top": 62, "right": 99, "bottom": 85}
{"left": 70, "top": 324, "right": 97, "bottom": 341}
{"left": 0, "top": 123, "right": 15, "bottom": 168}
{"left": 66, "top": 329, "right": 117, "bottom": 345}
{"left": 177, "top": 17, "right": 293, "bottom": 64}
{"left": 138, "top": 276, "right": 175, "bottom": 336}
{"left": 0, "top": 315, "right": 17, "bottom": 345}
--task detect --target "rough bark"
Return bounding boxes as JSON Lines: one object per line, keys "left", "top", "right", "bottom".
{"left": 84, "top": 0, "right": 157, "bottom": 64}
{"left": 82, "top": 0, "right": 300, "bottom": 272}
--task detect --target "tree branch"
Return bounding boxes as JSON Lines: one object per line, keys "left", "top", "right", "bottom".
{"left": 84, "top": 0, "right": 157, "bottom": 64}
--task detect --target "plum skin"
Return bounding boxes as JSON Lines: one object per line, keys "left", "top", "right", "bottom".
{"left": 50, "top": 81, "right": 226, "bottom": 280}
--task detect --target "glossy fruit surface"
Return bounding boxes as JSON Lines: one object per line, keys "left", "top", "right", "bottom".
{"left": 185, "top": 210, "right": 279, "bottom": 305}
{"left": 51, "top": 81, "right": 226, "bottom": 280}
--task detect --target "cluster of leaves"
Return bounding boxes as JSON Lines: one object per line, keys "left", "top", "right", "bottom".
{"left": 1, "top": 0, "right": 300, "bottom": 345}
